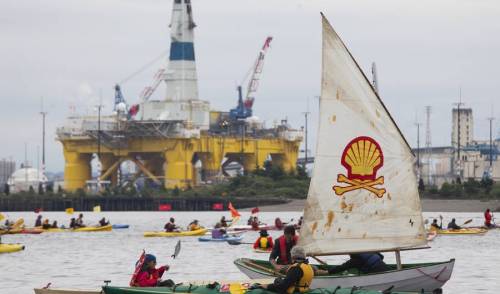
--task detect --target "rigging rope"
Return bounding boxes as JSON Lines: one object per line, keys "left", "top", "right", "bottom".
{"left": 118, "top": 49, "right": 169, "bottom": 85}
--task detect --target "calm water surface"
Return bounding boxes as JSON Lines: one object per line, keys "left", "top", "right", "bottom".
{"left": 0, "top": 211, "right": 498, "bottom": 293}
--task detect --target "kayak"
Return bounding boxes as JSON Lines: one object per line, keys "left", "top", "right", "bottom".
{"left": 436, "top": 228, "right": 488, "bottom": 235}
{"left": 235, "top": 258, "right": 454, "bottom": 292}
{"left": 34, "top": 289, "right": 100, "bottom": 294}
{"left": 254, "top": 248, "right": 272, "bottom": 254}
{"left": 0, "top": 243, "right": 25, "bottom": 254}
{"left": 112, "top": 224, "right": 130, "bottom": 229}
{"left": 144, "top": 228, "right": 207, "bottom": 237}
{"left": 198, "top": 235, "right": 243, "bottom": 242}
{"left": 102, "top": 283, "right": 421, "bottom": 294}
{"left": 0, "top": 228, "right": 43, "bottom": 235}
{"left": 73, "top": 225, "right": 112, "bottom": 232}
{"left": 231, "top": 224, "right": 276, "bottom": 231}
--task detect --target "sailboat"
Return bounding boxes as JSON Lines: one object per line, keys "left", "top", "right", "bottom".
{"left": 234, "top": 14, "right": 454, "bottom": 292}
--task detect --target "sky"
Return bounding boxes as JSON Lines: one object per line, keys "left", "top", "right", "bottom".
{"left": 1, "top": 0, "right": 499, "bottom": 172}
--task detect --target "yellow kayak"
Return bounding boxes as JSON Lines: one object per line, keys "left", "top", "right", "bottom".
{"left": 144, "top": 228, "right": 207, "bottom": 237}
{"left": 73, "top": 225, "right": 112, "bottom": 232}
{"left": 0, "top": 243, "right": 25, "bottom": 254}
{"left": 437, "top": 228, "right": 488, "bottom": 235}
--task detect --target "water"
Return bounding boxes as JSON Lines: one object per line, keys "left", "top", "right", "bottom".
{"left": 0, "top": 211, "right": 499, "bottom": 293}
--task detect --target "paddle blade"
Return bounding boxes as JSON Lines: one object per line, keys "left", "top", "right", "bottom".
{"left": 227, "top": 240, "right": 242, "bottom": 245}
{"left": 462, "top": 219, "right": 473, "bottom": 226}
{"left": 172, "top": 240, "right": 181, "bottom": 259}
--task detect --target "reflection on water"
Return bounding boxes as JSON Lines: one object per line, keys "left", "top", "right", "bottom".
{"left": 0, "top": 211, "right": 498, "bottom": 293}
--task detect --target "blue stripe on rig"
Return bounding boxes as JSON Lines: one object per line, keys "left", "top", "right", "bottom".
{"left": 170, "top": 42, "right": 195, "bottom": 61}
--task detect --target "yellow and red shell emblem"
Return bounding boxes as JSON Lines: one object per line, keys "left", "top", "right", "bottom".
{"left": 333, "top": 136, "right": 386, "bottom": 198}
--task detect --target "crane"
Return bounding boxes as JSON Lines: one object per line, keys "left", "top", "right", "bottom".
{"left": 229, "top": 36, "right": 273, "bottom": 120}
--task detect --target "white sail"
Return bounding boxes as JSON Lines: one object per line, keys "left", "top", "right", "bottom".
{"left": 299, "top": 15, "right": 427, "bottom": 256}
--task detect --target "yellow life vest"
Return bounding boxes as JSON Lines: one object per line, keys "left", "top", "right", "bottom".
{"left": 259, "top": 237, "right": 269, "bottom": 249}
{"left": 286, "top": 262, "right": 314, "bottom": 294}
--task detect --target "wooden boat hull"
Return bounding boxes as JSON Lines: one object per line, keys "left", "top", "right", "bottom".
{"left": 234, "top": 258, "right": 454, "bottom": 292}
{"left": 144, "top": 228, "right": 207, "bottom": 237}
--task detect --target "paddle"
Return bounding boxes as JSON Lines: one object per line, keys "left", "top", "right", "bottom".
{"left": 227, "top": 240, "right": 253, "bottom": 245}
{"left": 171, "top": 240, "right": 181, "bottom": 259}
{"left": 461, "top": 219, "right": 473, "bottom": 226}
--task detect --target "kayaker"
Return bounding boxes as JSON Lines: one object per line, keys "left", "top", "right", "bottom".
{"left": 212, "top": 222, "right": 227, "bottom": 239}
{"left": 253, "top": 229, "right": 274, "bottom": 250}
{"left": 69, "top": 218, "right": 76, "bottom": 229}
{"left": 99, "top": 217, "right": 109, "bottom": 227}
{"left": 269, "top": 225, "right": 298, "bottom": 269}
{"left": 135, "top": 254, "right": 174, "bottom": 287}
{"left": 164, "top": 218, "right": 179, "bottom": 232}
{"left": 275, "top": 218, "right": 284, "bottom": 230}
{"left": 35, "top": 215, "right": 43, "bottom": 227}
{"left": 430, "top": 219, "right": 442, "bottom": 231}
{"left": 447, "top": 218, "right": 461, "bottom": 230}
{"left": 295, "top": 216, "right": 303, "bottom": 229}
{"left": 251, "top": 217, "right": 260, "bottom": 230}
{"left": 256, "top": 246, "right": 315, "bottom": 294}
{"left": 75, "top": 213, "right": 85, "bottom": 228}
{"left": 188, "top": 220, "right": 201, "bottom": 231}
{"left": 328, "top": 253, "right": 388, "bottom": 274}
{"left": 51, "top": 220, "right": 58, "bottom": 228}
{"left": 42, "top": 219, "right": 51, "bottom": 229}
{"left": 220, "top": 216, "right": 229, "bottom": 227}
{"left": 484, "top": 209, "right": 493, "bottom": 228}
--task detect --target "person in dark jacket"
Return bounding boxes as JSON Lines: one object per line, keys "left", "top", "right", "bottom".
{"left": 69, "top": 218, "right": 76, "bottom": 229}
{"left": 328, "top": 253, "right": 388, "bottom": 274}
{"left": 430, "top": 219, "right": 442, "bottom": 230}
{"left": 164, "top": 218, "right": 179, "bottom": 232}
{"left": 269, "top": 225, "right": 298, "bottom": 269}
{"left": 35, "top": 215, "right": 43, "bottom": 227}
{"left": 447, "top": 218, "right": 461, "bottom": 230}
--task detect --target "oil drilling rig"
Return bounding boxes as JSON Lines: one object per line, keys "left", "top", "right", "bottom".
{"left": 57, "top": 0, "right": 302, "bottom": 192}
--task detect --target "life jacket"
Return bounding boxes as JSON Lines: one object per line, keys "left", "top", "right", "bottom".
{"left": 277, "top": 235, "right": 298, "bottom": 264}
{"left": 485, "top": 212, "right": 492, "bottom": 225}
{"left": 286, "top": 262, "right": 314, "bottom": 294}
{"left": 259, "top": 237, "right": 269, "bottom": 249}
{"left": 357, "top": 254, "right": 384, "bottom": 273}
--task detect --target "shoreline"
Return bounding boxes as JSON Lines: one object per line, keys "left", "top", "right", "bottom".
{"left": 243, "top": 199, "right": 500, "bottom": 212}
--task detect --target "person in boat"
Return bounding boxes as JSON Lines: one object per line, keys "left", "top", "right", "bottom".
{"left": 51, "top": 220, "right": 58, "bottom": 228}
{"left": 42, "top": 219, "right": 51, "bottom": 230}
{"left": 253, "top": 229, "right": 274, "bottom": 250}
{"left": 430, "top": 219, "right": 442, "bottom": 231}
{"left": 251, "top": 216, "right": 260, "bottom": 230}
{"left": 256, "top": 246, "right": 315, "bottom": 294}
{"left": 135, "top": 254, "right": 174, "bottom": 287}
{"left": 275, "top": 218, "right": 284, "bottom": 230}
{"left": 327, "top": 253, "right": 388, "bottom": 274}
{"left": 188, "top": 220, "right": 201, "bottom": 231}
{"left": 447, "top": 218, "right": 461, "bottom": 230}
{"left": 99, "top": 217, "right": 109, "bottom": 227}
{"left": 69, "top": 218, "right": 76, "bottom": 229}
{"left": 35, "top": 215, "right": 43, "bottom": 227}
{"left": 75, "top": 213, "right": 85, "bottom": 228}
{"left": 212, "top": 222, "right": 227, "bottom": 239}
{"left": 247, "top": 216, "right": 254, "bottom": 225}
{"left": 220, "top": 216, "right": 229, "bottom": 227}
{"left": 295, "top": 216, "right": 303, "bottom": 229}
{"left": 269, "top": 225, "right": 299, "bottom": 269}
{"left": 484, "top": 209, "right": 493, "bottom": 228}
{"left": 164, "top": 217, "right": 180, "bottom": 232}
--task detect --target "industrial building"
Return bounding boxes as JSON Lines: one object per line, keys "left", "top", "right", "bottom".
{"left": 0, "top": 159, "right": 16, "bottom": 190}
{"left": 57, "top": 0, "right": 302, "bottom": 192}
{"left": 415, "top": 107, "right": 499, "bottom": 187}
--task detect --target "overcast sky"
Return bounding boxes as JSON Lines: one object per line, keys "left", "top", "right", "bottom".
{"left": 1, "top": 0, "right": 499, "bottom": 172}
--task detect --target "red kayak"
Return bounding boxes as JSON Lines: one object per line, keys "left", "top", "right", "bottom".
{"left": 20, "top": 228, "right": 43, "bottom": 234}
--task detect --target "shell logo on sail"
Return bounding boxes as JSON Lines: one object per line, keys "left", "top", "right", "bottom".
{"left": 332, "top": 136, "right": 386, "bottom": 198}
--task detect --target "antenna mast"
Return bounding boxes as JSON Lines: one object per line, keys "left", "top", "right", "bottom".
{"left": 425, "top": 106, "right": 432, "bottom": 185}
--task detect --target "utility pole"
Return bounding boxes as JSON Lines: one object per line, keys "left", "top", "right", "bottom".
{"left": 40, "top": 97, "right": 47, "bottom": 176}
{"left": 425, "top": 106, "right": 432, "bottom": 185}
{"left": 453, "top": 91, "right": 464, "bottom": 180}
{"left": 415, "top": 120, "right": 422, "bottom": 178}
{"left": 487, "top": 116, "right": 495, "bottom": 170}
{"left": 95, "top": 92, "right": 104, "bottom": 188}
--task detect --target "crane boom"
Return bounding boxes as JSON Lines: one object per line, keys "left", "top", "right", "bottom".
{"left": 244, "top": 36, "right": 273, "bottom": 110}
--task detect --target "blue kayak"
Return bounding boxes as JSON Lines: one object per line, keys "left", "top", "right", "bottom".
{"left": 112, "top": 224, "right": 130, "bottom": 229}
{"left": 198, "top": 235, "right": 243, "bottom": 242}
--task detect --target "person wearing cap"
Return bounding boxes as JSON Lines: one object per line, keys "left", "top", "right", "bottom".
{"left": 35, "top": 215, "right": 43, "bottom": 227}
{"left": 447, "top": 218, "right": 461, "bottom": 230}
{"left": 257, "top": 246, "right": 314, "bottom": 294}
{"left": 75, "top": 213, "right": 85, "bottom": 228}
{"left": 253, "top": 229, "right": 274, "bottom": 250}
{"left": 135, "top": 254, "right": 174, "bottom": 287}
{"left": 188, "top": 220, "right": 201, "bottom": 231}
{"left": 269, "top": 225, "right": 298, "bottom": 269}
{"left": 164, "top": 217, "right": 179, "bottom": 232}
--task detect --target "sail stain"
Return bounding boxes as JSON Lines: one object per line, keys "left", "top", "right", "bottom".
{"left": 324, "top": 210, "right": 335, "bottom": 230}
{"left": 336, "top": 88, "right": 342, "bottom": 100}
{"left": 331, "top": 115, "right": 336, "bottom": 123}
{"left": 338, "top": 227, "right": 341, "bottom": 232}
{"left": 375, "top": 109, "right": 381, "bottom": 118}
{"left": 387, "top": 193, "right": 392, "bottom": 200}
{"left": 312, "top": 221, "right": 318, "bottom": 232}
{"left": 370, "top": 121, "right": 375, "bottom": 128}
{"left": 362, "top": 232, "right": 367, "bottom": 238}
